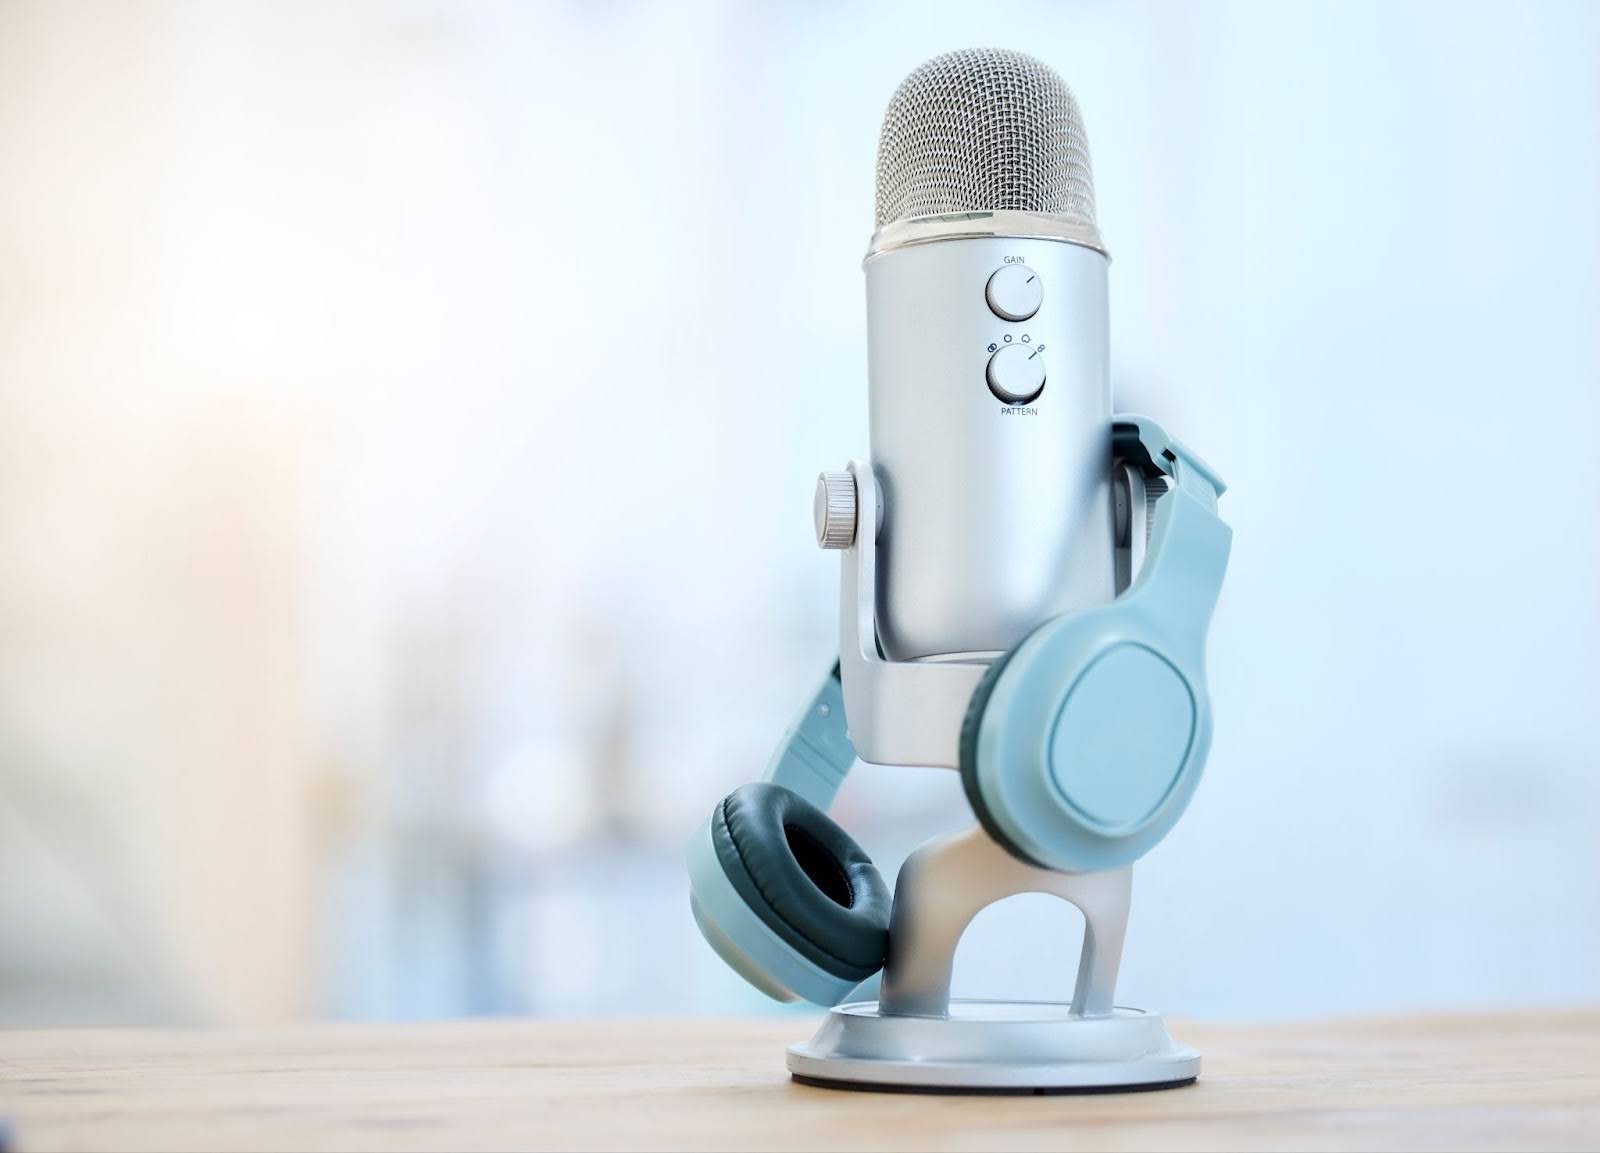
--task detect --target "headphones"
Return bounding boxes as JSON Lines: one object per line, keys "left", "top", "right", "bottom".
{"left": 686, "top": 417, "right": 1231, "bottom": 1006}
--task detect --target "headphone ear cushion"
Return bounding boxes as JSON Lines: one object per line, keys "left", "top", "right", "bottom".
{"left": 711, "top": 782, "right": 890, "bottom": 983}
{"left": 958, "top": 642, "right": 1049, "bottom": 869}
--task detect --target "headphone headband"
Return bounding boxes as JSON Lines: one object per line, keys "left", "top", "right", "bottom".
{"left": 1113, "top": 416, "right": 1226, "bottom": 507}
{"left": 1113, "top": 417, "right": 1231, "bottom": 655}
{"left": 763, "top": 664, "right": 855, "bottom": 810}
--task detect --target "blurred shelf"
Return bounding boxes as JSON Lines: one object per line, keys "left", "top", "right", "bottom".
{"left": 0, "top": 1009, "right": 1597, "bottom": 1151}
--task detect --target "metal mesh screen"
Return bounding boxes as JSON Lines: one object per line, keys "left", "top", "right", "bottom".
{"left": 874, "top": 48, "right": 1096, "bottom": 229}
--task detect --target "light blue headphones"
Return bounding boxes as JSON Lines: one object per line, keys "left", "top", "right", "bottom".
{"left": 687, "top": 416, "right": 1231, "bottom": 1005}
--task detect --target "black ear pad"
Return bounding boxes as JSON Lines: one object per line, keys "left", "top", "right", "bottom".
{"left": 711, "top": 782, "right": 890, "bottom": 982}
{"left": 957, "top": 643, "right": 1049, "bottom": 869}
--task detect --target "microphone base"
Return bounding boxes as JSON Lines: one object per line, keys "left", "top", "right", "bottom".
{"left": 787, "top": 1000, "right": 1199, "bottom": 1093}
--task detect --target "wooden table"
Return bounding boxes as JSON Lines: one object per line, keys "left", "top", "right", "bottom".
{"left": 1, "top": 1011, "right": 1597, "bottom": 1151}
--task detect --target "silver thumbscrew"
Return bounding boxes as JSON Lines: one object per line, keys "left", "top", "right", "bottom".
{"left": 814, "top": 471, "right": 856, "bottom": 549}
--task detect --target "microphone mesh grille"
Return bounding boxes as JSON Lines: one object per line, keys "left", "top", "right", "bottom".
{"left": 874, "top": 48, "right": 1096, "bottom": 230}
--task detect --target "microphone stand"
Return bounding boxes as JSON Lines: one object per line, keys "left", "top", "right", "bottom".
{"left": 787, "top": 460, "right": 1199, "bottom": 1091}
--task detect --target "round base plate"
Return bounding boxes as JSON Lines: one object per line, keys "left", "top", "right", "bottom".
{"left": 786, "top": 999, "right": 1200, "bottom": 1093}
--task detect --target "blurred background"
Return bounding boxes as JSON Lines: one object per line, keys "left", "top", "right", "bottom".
{"left": 0, "top": 0, "right": 1597, "bottom": 1028}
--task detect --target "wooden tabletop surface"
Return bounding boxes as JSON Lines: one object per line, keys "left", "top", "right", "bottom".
{"left": 0, "top": 1010, "right": 1597, "bottom": 1151}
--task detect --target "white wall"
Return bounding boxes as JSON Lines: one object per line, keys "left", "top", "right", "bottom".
{"left": 0, "top": 0, "right": 1595, "bottom": 1023}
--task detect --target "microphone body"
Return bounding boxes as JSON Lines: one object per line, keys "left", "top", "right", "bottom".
{"left": 866, "top": 235, "right": 1113, "bottom": 662}
{"left": 864, "top": 48, "right": 1117, "bottom": 664}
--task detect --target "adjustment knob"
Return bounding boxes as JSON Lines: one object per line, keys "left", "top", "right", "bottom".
{"left": 814, "top": 471, "right": 856, "bottom": 549}
{"left": 986, "top": 343, "right": 1046, "bottom": 405}
{"left": 985, "top": 264, "right": 1042, "bottom": 322}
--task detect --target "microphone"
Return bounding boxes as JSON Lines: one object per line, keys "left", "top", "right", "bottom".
{"left": 691, "top": 48, "right": 1231, "bottom": 1089}
{"left": 864, "top": 48, "right": 1115, "bottom": 662}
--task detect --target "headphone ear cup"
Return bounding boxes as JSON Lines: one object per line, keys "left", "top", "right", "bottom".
{"left": 959, "top": 639, "right": 1051, "bottom": 869}
{"left": 960, "top": 604, "right": 1209, "bottom": 873}
{"left": 700, "top": 782, "right": 890, "bottom": 994}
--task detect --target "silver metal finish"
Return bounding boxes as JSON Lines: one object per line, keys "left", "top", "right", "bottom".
{"left": 865, "top": 236, "right": 1114, "bottom": 661}
{"left": 785, "top": 825, "right": 1197, "bottom": 1091}
{"left": 788, "top": 1002, "right": 1200, "bottom": 1091}
{"left": 878, "top": 826, "right": 1131, "bottom": 1019}
{"left": 874, "top": 49, "right": 1100, "bottom": 250}
{"left": 985, "top": 262, "right": 1043, "bottom": 321}
{"left": 813, "top": 471, "right": 857, "bottom": 549}
{"left": 838, "top": 460, "right": 987, "bottom": 769}
{"left": 870, "top": 209, "right": 1106, "bottom": 260}
{"left": 985, "top": 342, "right": 1047, "bottom": 405}
{"left": 1113, "top": 462, "right": 1158, "bottom": 595}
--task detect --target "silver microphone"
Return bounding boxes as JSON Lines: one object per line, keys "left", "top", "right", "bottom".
{"left": 864, "top": 48, "right": 1114, "bottom": 662}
